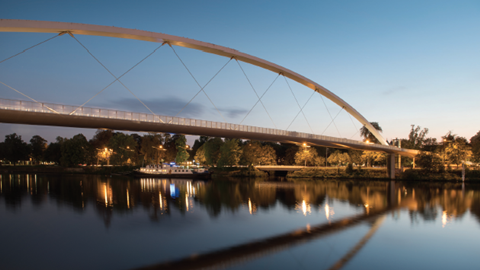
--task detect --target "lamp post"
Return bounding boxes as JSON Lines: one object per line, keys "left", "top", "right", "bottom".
{"left": 302, "top": 143, "right": 310, "bottom": 167}
{"left": 153, "top": 145, "right": 166, "bottom": 164}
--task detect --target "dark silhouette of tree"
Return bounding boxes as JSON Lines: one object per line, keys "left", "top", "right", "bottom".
{"left": 44, "top": 137, "right": 63, "bottom": 164}
{"left": 3, "top": 133, "right": 30, "bottom": 165}
{"left": 107, "top": 133, "right": 138, "bottom": 165}
{"left": 360, "top": 122, "right": 382, "bottom": 144}
{"left": 60, "top": 134, "right": 91, "bottom": 166}
{"left": 30, "top": 135, "right": 47, "bottom": 164}
{"left": 175, "top": 135, "right": 189, "bottom": 165}
{"left": 204, "top": 137, "right": 223, "bottom": 166}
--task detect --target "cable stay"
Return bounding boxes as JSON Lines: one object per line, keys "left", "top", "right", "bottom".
{"left": 0, "top": 33, "right": 60, "bottom": 65}
{"left": 283, "top": 75, "right": 314, "bottom": 133}
{"left": 322, "top": 105, "right": 343, "bottom": 137}
{"left": 236, "top": 59, "right": 277, "bottom": 128}
{"left": 239, "top": 73, "right": 280, "bottom": 127}
{"left": 168, "top": 44, "right": 229, "bottom": 122}
{"left": 68, "top": 33, "right": 165, "bottom": 122}
{"left": 319, "top": 93, "right": 342, "bottom": 137}
{"left": 347, "top": 113, "right": 360, "bottom": 139}
{"left": 0, "top": 80, "right": 59, "bottom": 113}
{"left": 0, "top": 33, "right": 65, "bottom": 113}
{"left": 285, "top": 90, "right": 316, "bottom": 132}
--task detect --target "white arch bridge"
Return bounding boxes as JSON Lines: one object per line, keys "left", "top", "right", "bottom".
{"left": 0, "top": 19, "right": 418, "bottom": 178}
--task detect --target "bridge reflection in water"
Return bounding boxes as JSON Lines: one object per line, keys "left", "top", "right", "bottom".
{"left": 1, "top": 175, "right": 479, "bottom": 269}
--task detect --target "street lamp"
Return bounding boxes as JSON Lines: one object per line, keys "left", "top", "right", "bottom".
{"left": 302, "top": 143, "right": 310, "bottom": 167}
{"left": 153, "top": 145, "right": 167, "bottom": 164}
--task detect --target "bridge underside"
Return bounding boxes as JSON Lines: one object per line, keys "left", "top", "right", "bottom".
{"left": 0, "top": 109, "right": 417, "bottom": 157}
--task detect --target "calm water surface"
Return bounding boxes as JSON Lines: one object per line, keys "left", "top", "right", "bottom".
{"left": 1, "top": 174, "right": 479, "bottom": 270}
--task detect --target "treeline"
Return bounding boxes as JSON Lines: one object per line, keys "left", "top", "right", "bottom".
{"left": 1, "top": 124, "right": 479, "bottom": 169}
{"left": 0, "top": 130, "right": 189, "bottom": 167}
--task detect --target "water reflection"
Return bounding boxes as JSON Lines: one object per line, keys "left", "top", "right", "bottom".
{"left": 1, "top": 175, "right": 480, "bottom": 228}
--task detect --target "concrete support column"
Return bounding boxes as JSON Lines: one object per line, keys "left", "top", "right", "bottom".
{"left": 387, "top": 153, "right": 396, "bottom": 179}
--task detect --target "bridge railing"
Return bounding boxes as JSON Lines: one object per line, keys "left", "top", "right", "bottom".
{"left": 0, "top": 98, "right": 400, "bottom": 151}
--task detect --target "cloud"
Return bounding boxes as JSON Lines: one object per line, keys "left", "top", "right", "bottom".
{"left": 382, "top": 86, "right": 406, "bottom": 95}
{"left": 101, "top": 96, "right": 205, "bottom": 118}
{"left": 218, "top": 107, "right": 249, "bottom": 118}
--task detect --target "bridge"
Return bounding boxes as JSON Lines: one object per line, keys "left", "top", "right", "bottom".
{"left": 0, "top": 19, "right": 419, "bottom": 178}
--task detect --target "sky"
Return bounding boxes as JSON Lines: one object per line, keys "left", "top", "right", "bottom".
{"left": 0, "top": 0, "right": 479, "bottom": 146}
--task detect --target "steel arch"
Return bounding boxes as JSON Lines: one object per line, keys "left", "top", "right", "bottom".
{"left": 0, "top": 19, "right": 387, "bottom": 145}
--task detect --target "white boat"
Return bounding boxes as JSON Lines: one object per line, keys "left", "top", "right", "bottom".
{"left": 135, "top": 164, "right": 209, "bottom": 179}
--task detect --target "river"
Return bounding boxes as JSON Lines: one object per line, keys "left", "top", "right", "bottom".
{"left": 1, "top": 174, "right": 479, "bottom": 270}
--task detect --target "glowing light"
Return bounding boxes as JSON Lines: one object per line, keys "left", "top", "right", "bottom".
{"left": 364, "top": 204, "right": 369, "bottom": 214}
{"left": 186, "top": 195, "right": 189, "bottom": 212}
{"left": 126, "top": 189, "right": 130, "bottom": 209}
{"left": 296, "top": 200, "right": 311, "bottom": 216}
{"left": 104, "top": 184, "right": 108, "bottom": 207}
{"left": 324, "top": 204, "right": 334, "bottom": 220}
{"left": 159, "top": 192, "right": 163, "bottom": 210}
{"left": 442, "top": 211, "right": 450, "bottom": 228}
{"left": 248, "top": 198, "right": 252, "bottom": 214}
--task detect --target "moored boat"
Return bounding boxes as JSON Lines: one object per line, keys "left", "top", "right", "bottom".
{"left": 134, "top": 164, "right": 210, "bottom": 179}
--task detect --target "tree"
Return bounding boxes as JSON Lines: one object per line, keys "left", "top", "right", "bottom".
{"left": 140, "top": 133, "right": 164, "bottom": 165}
{"left": 204, "top": 137, "right": 223, "bottom": 166}
{"left": 327, "top": 150, "right": 350, "bottom": 167}
{"left": 60, "top": 134, "right": 90, "bottom": 167}
{"left": 294, "top": 145, "right": 324, "bottom": 166}
{"left": 416, "top": 152, "right": 443, "bottom": 172}
{"left": 3, "top": 133, "right": 30, "bottom": 165}
{"left": 242, "top": 141, "right": 277, "bottom": 165}
{"left": 471, "top": 131, "right": 480, "bottom": 163}
{"left": 194, "top": 144, "right": 207, "bottom": 165}
{"left": 347, "top": 150, "right": 363, "bottom": 165}
{"left": 445, "top": 136, "right": 471, "bottom": 168}
{"left": 44, "top": 140, "right": 62, "bottom": 164}
{"left": 218, "top": 139, "right": 243, "bottom": 167}
{"left": 403, "top": 125, "right": 429, "bottom": 150}
{"left": 175, "top": 135, "right": 189, "bottom": 165}
{"left": 361, "top": 151, "right": 385, "bottom": 167}
{"left": 191, "top": 136, "right": 209, "bottom": 162}
{"left": 107, "top": 133, "right": 138, "bottom": 165}
{"left": 360, "top": 122, "right": 383, "bottom": 144}
{"left": 30, "top": 135, "right": 47, "bottom": 165}
{"left": 163, "top": 134, "right": 178, "bottom": 163}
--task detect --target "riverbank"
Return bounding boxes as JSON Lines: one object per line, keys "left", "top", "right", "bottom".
{"left": 287, "top": 167, "right": 480, "bottom": 181}
{"left": 0, "top": 165, "right": 138, "bottom": 175}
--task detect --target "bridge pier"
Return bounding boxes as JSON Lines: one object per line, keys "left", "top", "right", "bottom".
{"left": 387, "top": 154, "right": 395, "bottom": 179}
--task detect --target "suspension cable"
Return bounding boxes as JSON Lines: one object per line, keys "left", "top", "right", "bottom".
{"left": 0, "top": 80, "right": 58, "bottom": 113}
{"left": 236, "top": 60, "right": 276, "bottom": 128}
{"left": 69, "top": 33, "right": 164, "bottom": 122}
{"left": 319, "top": 94, "right": 341, "bottom": 136}
{"left": 239, "top": 73, "right": 280, "bottom": 126}
{"left": 0, "top": 33, "right": 61, "bottom": 65}
{"left": 322, "top": 106, "right": 343, "bottom": 137}
{"left": 169, "top": 44, "right": 229, "bottom": 122}
{"left": 286, "top": 90, "right": 316, "bottom": 131}
{"left": 347, "top": 113, "right": 360, "bottom": 139}
{"left": 283, "top": 75, "right": 314, "bottom": 133}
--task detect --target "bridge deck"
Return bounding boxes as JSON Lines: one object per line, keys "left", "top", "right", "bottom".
{"left": 0, "top": 98, "right": 418, "bottom": 157}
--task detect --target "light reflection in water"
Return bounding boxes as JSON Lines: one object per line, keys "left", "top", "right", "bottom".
{"left": 159, "top": 192, "right": 163, "bottom": 210}
{"left": 324, "top": 204, "right": 334, "bottom": 220}
{"left": 442, "top": 211, "right": 452, "bottom": 228}
{"left": 295, "top": 200, "right": 311, "bottom": 216}
{"left": 186, "top": 195, "right": 189, "bottom": 212}
{"left": 248, "top": 198, "right": 256, "bottom": 215}
{"left": 104, "top": 184, "right": 108, "bottom": 207}
{"left": 126, "top": 189, "right": 130, "bottom": 209}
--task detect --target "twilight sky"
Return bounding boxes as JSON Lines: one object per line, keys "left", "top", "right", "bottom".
{"left": 0, "top": 0, "right": 479, "bottom": 145}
